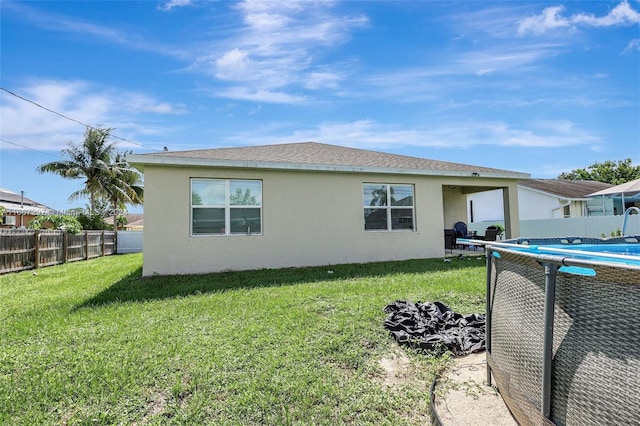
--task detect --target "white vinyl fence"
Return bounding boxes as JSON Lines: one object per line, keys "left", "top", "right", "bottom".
{"left": 469, "top": 214, "right": 640, "bottom": 239}
{"left": 117, "top": 231, "right": 143, "bottom": 253}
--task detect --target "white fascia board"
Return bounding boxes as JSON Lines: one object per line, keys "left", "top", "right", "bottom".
{"left": 518, "top": 185, "right": 587, "bottom": 201}
{"left": 128, "top": 154, "right": 530, "bottom": 180}
{"left": 519, "top": 185, "right": 563, "bottom": 199}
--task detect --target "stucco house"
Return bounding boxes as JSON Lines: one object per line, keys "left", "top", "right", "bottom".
{"left": 467, "top": 179, "right": 614, "bottom": 223}
{"left": 0, "top": 188, "right": 56, "bottom": 228}
{"left": 128, "top": 142, "right": 528, "bottom": 276}
{"left": 104, "top": 214, "right": 144, "bottom": 230}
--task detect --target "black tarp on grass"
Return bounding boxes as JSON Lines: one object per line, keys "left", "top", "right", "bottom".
{"left": 383, "top": 300, "right": 485, "bottom": 356}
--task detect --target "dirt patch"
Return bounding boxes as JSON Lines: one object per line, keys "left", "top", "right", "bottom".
{"left": 148, "top": 391, "right": 168, "bottom": 416}
{"left": 134, "top": 390, "right": 169, "bottom": 425}
{"left": 60, "top": 409, "right": 77, "bottom": 425}
{"left": 378, "top": 351, "right": 412, "bottom": 388}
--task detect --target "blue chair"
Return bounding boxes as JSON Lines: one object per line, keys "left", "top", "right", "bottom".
{"left": 453, "top": 221, "right": 467, "bottom": 239}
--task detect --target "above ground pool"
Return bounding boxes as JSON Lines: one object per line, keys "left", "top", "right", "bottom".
{"left": 483, "top": 236, "right": 640, "bottom": 426}
{"left": 500, "top": 241, "right": 640, "bottom": 270}
{"left": 544, "top": 242, "right": 640, "bottom": 255}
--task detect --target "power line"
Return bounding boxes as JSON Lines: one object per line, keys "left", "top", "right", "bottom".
{"left": 0, "top": 86, "right": 161, "bottom": 152}
{"left": 0, "top": 136, "right": 143, "bottom": 176}
{"left": 0, "top": 138, "right": 59, "bottom": 157}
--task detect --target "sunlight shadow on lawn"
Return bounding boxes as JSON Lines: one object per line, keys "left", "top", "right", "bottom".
{"left": 76, "top": 257, "right": 484, "bottom": 309}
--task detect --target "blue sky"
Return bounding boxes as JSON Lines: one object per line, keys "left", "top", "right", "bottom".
{"left": 1, "top": 0, "right": 639, "bottom": 213}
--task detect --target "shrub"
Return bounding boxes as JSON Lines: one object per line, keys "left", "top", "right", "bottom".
{"left": 76, "top": 214, "right": 111, "bottom": 230}
{"left": 28, "top": 215, "right": 82, "bottom": 234}
{"left": 116, "top": 215, "right": 128, "bottom": 230}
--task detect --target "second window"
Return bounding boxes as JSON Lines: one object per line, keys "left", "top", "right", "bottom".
{"left": 363, "top": 183, "right": 414, "bottom": 231}
{"left": 191, "top": 179, "right": 262, "bottom": 236}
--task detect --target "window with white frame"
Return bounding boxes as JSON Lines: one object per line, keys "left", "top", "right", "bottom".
{"left": 191, "top": 179, "right": 262, "bottom": 236}
{"left": 363, "top": 183, "right": 415, "bottom": 231}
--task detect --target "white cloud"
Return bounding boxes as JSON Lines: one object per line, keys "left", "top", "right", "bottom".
{"left": 456, "top": 44, "right": 560, "bottom": 73}
{"left": 352, "top": 41, "right": 563, "bottom": 103}
{"left": 237, "top": 0, "right": 304, "bottom": 14}
{"left": 447, "top": 5, "right": 534, "bottom": 40}
{"left": 0, "top": 80, "right": 186, "bottom": 151}
{"left": 195, "top": 0, "right": 368, "bottom": 102}
{"left": 518, "top": 1, "right": 640, "bottom": 35}
{"left": 623, "top": 38, "right": 640, "bottom": 53}
{"left": 213, "top": 87, "right": 306, "bottom": 104}
{"left": 123, "top": 93, "right": 188, "bottom": 115}
{"left": 223, "top": 119, "right": 600, "bottom": 151}
{"left": 518, "top": 6, "right": 570, "bottom": 35}
{"left": 4, "top": 2, "right": 186, "bottom": 59}
{"left": 215, "top": 49, "right": 253, "bottom": 80}
{"left": 243, "top": 11, "right": 292, "bottom": 30}
{"left": 4, "top": 2, "right": 131, "bottom": 44}
{"left": 572, "top": 1, "right": 640, "bottom": 27}
{"left": 158, "top": 0, "right": 193, "bottom": 12}
{"left": 7, "top": 1, "right": 367, "bottom": 104}
{"left": 304, "top": 71, "right": 343, "bottom": 90}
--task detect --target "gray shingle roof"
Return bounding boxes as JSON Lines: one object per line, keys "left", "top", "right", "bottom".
{"left": 132, "top": 142, "right": 528, "bottom": 178}
{"left": 518, "top": 179, "right": 613, "bottom": 198}
{"left": 0, "top": 188, "right": 55, "bottom": 215}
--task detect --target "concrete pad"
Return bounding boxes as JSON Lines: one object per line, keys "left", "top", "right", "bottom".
{"left": 433, "top": 352, "right": 517, "bottom": 426}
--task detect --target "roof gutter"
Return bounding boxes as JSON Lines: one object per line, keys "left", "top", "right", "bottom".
{"left": 552, "top": 199, "right": 571, "bottom": 217}
{"left": 128, "top": 154, "right": 530, "bottom": 180}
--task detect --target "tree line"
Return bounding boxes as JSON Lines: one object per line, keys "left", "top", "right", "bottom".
{"left": 558, "top": 158, "right": 640, "bottom": 184}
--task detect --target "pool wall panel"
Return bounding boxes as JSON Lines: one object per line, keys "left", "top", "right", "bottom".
{"left": 487, "top": 238, "right": 640, "bottom": 426}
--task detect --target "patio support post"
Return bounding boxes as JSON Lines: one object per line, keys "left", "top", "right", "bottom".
{"left": 542, "top": 262, "right": 558, "bottom": 419}
{"left": 502, "top": 185, "right": 520, "bottom": 239}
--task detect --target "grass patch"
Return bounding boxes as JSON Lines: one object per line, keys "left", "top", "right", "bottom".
{"left": 1, "top": 253, "right": 486, "bottom": 425}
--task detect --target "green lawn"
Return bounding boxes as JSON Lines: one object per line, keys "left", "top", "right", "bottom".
{"left": 0, "top": 253, "right": 486, "bottom": 425}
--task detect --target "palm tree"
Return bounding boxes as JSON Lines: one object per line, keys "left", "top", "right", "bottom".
{"left": 103, "top": 151, "right": 143, "bottom": 229}
{"left": 37, "top": 127, "right": 116, "bottom": 215}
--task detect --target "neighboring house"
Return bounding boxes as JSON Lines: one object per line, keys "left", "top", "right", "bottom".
{"left": 128, "top": 142, "right": 528, "bottom": 276}
{"left": 104, "top": 214, "right": 144, "bottom": 230}
{"left": 0, "top": 188, "right": 56, "bottom": 228}
{"left": 467, "top": 179, "right": 614, "bottom": 223}
{"left": 125, "top": 215, "right": 144, "bottom": 231}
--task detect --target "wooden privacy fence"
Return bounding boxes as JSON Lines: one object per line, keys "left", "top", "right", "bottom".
{"left": 0, "top": 230, "right": 116, "bottom": 274}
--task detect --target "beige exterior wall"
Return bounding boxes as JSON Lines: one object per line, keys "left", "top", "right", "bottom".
{"left": 442, "top": 185, "right": 468, "bottom": 229}
{"left": 142, "top": 165, "right": 519, "bottom": 275}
